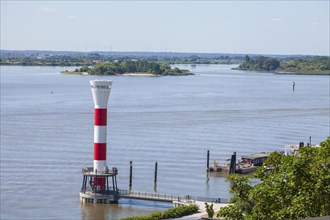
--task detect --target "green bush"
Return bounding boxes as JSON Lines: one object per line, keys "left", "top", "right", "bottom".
{"left": 220, "top": 138, "right": 330, "bottom": 220}
{"left": 217, "top": 205, "right": 244, "bottom": 220}
{"left": 205, "top": 203, "right": 214, "bottom": 218}
{"left": 120, "top": 204, "right": 199, "bottom": 220}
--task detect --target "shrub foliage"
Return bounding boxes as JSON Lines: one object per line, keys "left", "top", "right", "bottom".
{"left": 120, "top": 204, "right": 199, "bottom": 220}
{"left": 217, "top": 137, "right": 330, "bottom": 220}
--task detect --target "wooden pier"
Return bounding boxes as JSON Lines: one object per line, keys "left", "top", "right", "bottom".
{"left": 118, "top": 189, "right": 227, "bottom": 204}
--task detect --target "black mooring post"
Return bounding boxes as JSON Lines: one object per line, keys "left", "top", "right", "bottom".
{"left": 129, "top": 161, "right": 133, "bottom": 190}
{"left": 229, "top": 152, "right": 236, "bottom": 174}
{"left": 154, "top": 161, "right": 158, "bottom": 191}
{"left": 207, "top": 150, "right": 210, "bottom": 172}
{"left": 154, "top": 161, "right": 158, "bottom": 183}
{"left": 309, "top": 136, "right": 312, "bottom": 146}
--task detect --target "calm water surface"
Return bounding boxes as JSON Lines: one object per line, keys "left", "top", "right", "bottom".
{"left": 1, "top": 64, "right": 329, "bottom": 219}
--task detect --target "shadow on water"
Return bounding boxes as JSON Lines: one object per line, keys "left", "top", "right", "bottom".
{"left": 80, "top": 199, "right": 172, "bottom": 220}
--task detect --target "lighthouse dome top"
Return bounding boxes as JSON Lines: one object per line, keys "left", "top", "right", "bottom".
{"left": 90, "top": 80, "right": 112, "bottom": 108}
{"left": 90, "top": 80, "right": 112, "bottom": 89}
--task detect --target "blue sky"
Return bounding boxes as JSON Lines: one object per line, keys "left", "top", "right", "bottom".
{"left": 1, "top": 1, "right": 329, "bottom": 55}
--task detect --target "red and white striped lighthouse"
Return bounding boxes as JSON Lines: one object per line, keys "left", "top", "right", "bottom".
{"left": 90, "top": 80, "right": 112, "bottom": 189}
{"left": 80, "top": 80, "right": 119, "bottom": 204}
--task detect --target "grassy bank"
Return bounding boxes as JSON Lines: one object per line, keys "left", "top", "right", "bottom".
{"left": 232, "top": 68, "right": 330, "bottom": 75}
{"left": 61, "top": 71, "right": 83, "bottom": 75}
{"left": 275, "top": 70, "right": 330, "bottom": 75}
{"left": 120, "top": 205, "right": 199, "bottom": 220}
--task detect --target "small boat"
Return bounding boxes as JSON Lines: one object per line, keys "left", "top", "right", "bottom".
{"left": 284, "top": 142, "right": 320, "bottom": 155}
{"left": 209, "top": 152, "right": 271, "bottom": 174}
{"left": 236, "top": 152, "right": 271, "bottom": 174}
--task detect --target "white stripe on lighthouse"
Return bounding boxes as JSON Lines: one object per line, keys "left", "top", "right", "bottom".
{"left": 94, "top": 126, "right": 107, "bottom": 143}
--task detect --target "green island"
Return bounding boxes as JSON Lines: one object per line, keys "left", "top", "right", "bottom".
{"left": 62, "top": 61, "right": 193, "bottom": 76}
{"left": 236, "top": 55, "right": 330, "bottom": 75}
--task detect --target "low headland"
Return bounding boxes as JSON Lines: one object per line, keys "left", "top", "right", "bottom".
{"left": 234, "top": 55, "right": 330, "bottom": 75}
{"left": 61, "top": 61, "right": 193, "bottom": 76}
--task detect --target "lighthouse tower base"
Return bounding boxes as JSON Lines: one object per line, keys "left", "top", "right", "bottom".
{"left": 80, "top": 166, "right": 120, "bottom": 204}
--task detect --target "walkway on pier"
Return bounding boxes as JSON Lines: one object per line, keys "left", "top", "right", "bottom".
{"left": 118, "top": 189, "right": 227, "bottom": 204}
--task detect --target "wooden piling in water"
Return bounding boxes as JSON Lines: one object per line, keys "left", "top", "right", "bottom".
{"left": 206, "top": 150, "right": 210, "bottom": 172}
{"left": 154, "top": 161, "right": 158, "bottom": 183}
{"left": 229, "top": 152, "right": 236, "bottom": 174}
{"left": 154, "top": 161, "right": 158, "bottom": 191}
{"left": 129, "top": 161, "right": 133, "bottom": 190}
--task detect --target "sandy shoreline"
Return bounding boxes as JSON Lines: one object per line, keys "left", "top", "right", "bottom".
{"left": 61, "top": 71, "right": 156, "bottom": 76}
{"left": 122, "top": 72, "right": 156, "bottom": 76}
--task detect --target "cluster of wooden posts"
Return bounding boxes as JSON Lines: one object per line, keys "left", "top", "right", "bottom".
{"left": 129, "top": 161, "right": 158, "bottom": 191}
{"left": 206, "top": 150, "right": 237, "bottom": 174}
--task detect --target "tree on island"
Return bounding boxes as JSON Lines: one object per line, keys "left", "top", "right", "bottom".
{"left": 280, "top": 56, "right": 330, "bottom": 72}
{"left": 237, "top": 55, "right": 330, "bottom": 74}
{"left": 77, "top": 61, "right": 192, "bottom": 76}
{"left": 218, "top": 137, "right": 330, "bottom": 220}
{"left": 239, "top": 56, "right": 280, "bottom": 71}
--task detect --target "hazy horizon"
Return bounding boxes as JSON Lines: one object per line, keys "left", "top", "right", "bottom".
{"left": 1, "top": 49, "right": 328, "bottom": 57}
{"left": 1, "top": 1, "right": 329, "bottom": 56}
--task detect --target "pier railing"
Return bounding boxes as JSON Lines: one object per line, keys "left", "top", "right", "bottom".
{"left": 118, "top": 189, "right": 227, "bottom": 203}
{"left": 82, "top": 167, "right": 118, "bottom": 175}
{"left": 119, "top": 189, "right": 182, "bottom": 202}
{"left": 81, "top": 186, "right": 119, "bottom": 194}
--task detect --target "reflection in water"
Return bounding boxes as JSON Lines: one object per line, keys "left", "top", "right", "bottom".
{"left": 80, "top": 199, "right": 172, "bottom": 220}
{"left": 154, "top": 183, "right": 157, "bottom": 193}
{"left": 208, "top": 171, "right": 230, "bottom": 178}
{"left": 206, "top": 173, "right": 210, "bottom": 193}
{"left": 81, "top": 203, "right": 109, "bottom": 220}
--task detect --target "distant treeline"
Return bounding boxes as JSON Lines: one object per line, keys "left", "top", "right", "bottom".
{"left": 237, "top": 55, "right": 330, "bottom": 74}
{"left": 0, "top": 52, "right": 242, "bottom": 66}
{"left": 1, "top": 50, "right": 329, "bottom": 75}
{"left": 73, "top": 61, "right": 192, "bottom": 76}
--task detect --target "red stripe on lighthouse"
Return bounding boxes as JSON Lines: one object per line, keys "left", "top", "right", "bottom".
{"left": 94, "top": 109, "right": 107, "bottom": 126}
{"left": 94, "top": 143, "right": 107, "bottom": 160}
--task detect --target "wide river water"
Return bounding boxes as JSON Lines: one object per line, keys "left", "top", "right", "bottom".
{"left": 1, "top": 64, "right": 329, "bottom": 219}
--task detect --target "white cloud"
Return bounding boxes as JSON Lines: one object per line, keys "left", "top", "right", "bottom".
{"left": 39, "top": 6, "right": 56, "bottom": 13}
{"left": 67, "top": 15, "right": 78, "bottom": 20}
{"left": 271, "top": 18, "right": 282, "bottom": 22}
